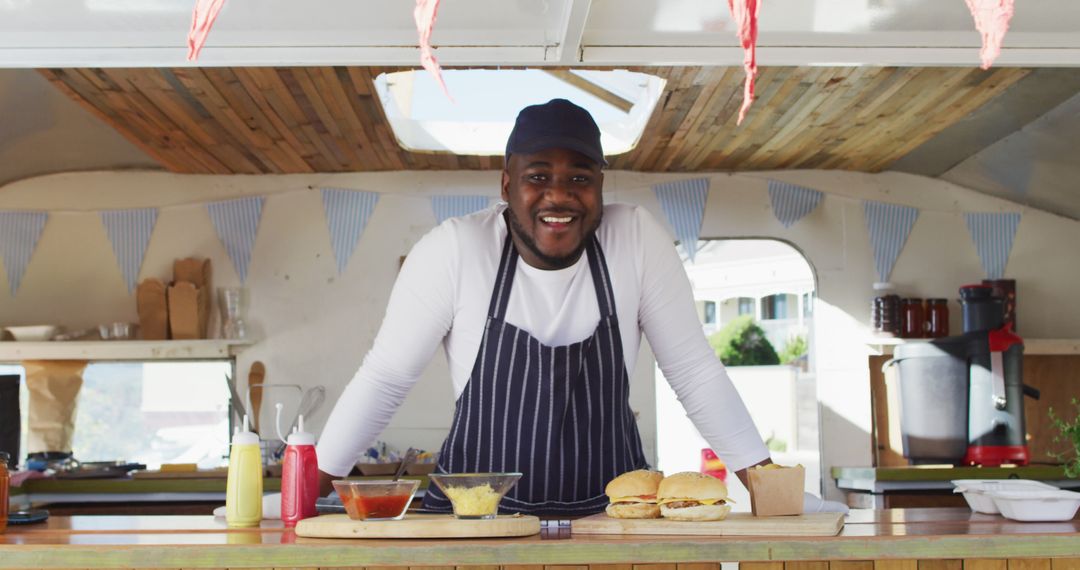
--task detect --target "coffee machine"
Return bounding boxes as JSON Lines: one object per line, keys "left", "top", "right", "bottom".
{"left": 889, "top": 284, "right": 1038, "bottom": 466}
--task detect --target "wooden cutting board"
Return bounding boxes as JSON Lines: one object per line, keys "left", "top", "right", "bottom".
{"left": 295, "top": 513, "right": 541, "bottom": 539}
{"left": 572, "top": 511, "right": 844, "bottom": 536}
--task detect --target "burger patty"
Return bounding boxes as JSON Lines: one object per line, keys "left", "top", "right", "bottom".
{"left": 663, "top": 500, "right": 724, "bottom": 509}
{"left": 612, "top": 501, "right": 656, "bottom": 506}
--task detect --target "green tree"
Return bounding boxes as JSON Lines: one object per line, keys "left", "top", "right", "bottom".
{"left": 708, "top": 315, "right": 780, "bottom": 366}
{"left": 778, "top": 334, "right": 808, "bottom": 365}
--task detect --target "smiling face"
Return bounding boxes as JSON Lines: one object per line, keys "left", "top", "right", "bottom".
{"left": 501, "top": 147, "right": 604, "bottom": 270}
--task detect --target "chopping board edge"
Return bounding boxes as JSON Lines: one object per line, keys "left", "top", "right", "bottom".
{"left": 295, "top": 513, "right": 541, "bottom": 539}
{"left": 570, "top": 511, "right": 844, "bottom": 537}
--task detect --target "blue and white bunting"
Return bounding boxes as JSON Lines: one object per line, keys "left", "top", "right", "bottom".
{"left": 863, "top": 201, "right": 919, "bottom": 283}
{"left": 100, "top": 208, "right": 157, "bottom": 294}
{"left": 207, "top": 197, "right": 264, "bottom": 283}
{"left": 322, "top": 188, "right": 380, "bottom": 275}
{"left": 431, "top": 195, "right": 490, "bottom": 224}
{"left": 0, "top": 211, "right": 48, "bottom": 296}
{"left": 964, "top": 212, "right": 1021, "bottom": 279}
{"left": 768, "top": 180, "right": 823, "bottom": 228}
{"left": 653, "top": 178, "right": 709, "bottom": 262}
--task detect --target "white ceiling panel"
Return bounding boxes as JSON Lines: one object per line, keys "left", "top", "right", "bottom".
{"left": 0, "top": 0, "right": 1078, "bottom": 67}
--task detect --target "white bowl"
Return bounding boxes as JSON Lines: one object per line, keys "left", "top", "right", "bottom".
{"left": 989, "top": 489, "right": 1080, "bottom": 522}
{"left": 951, "top": 479, "right": 1058, "bottom": 514}
{"left": 3, "top": 325, "right": 59, "bottom": 341}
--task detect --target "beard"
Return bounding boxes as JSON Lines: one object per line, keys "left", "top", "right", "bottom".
{"left": 504, "top": 209, "right": 601, "bottom": 270}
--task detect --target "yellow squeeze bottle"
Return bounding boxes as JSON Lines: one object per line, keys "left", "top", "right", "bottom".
{"left": 226, "top": 414, "right": 263, "bottom": 527}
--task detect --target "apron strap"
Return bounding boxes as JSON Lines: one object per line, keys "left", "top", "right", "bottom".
{"left": 487, "top": 233, "right": 518, "bottom": 321}
{"left": 585, "top": 236, "right": 616, "bottom": 319}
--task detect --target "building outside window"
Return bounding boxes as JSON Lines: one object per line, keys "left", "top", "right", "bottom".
{"left": 737, "top": 297, "right": 755, "bottom": 316}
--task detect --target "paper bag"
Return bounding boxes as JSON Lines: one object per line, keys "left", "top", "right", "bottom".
{"left": 24, "top": 360, "right": 86, "bottom": 454}
{"left": 168, "top": 282, "right": 204, "bottom": 340}
{"left": 748, "top": 464, "right": 805, "bottom": 517}
{"left": 168, "top": 258, "right": 212, "bottom": 339}
{"left": 137, "top": 278, "right": 169, "bottom": 340}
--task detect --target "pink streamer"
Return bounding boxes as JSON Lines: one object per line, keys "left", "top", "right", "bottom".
{"left": 414, "top": 0, "right": 453, "bottom": 101}
{"left": 964, "top": 0, "right": 1015, "bottom": 69}
{"left": 728, "top": 0, "right": 760, "bottom": 125}
{"left": 187, "top": 0, "right": 227, "bottom": 61}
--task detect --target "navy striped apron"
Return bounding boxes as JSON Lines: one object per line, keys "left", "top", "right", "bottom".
{"left": 423, "top": 234, "right": 649, "bottom": 516}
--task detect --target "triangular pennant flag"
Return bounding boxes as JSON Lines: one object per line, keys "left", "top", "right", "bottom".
{"left": 431, "top": 195, "right": 490, "bottom": 224}
{"left": 207, "top": 196, "right": 264, "bottom": 283}
{"left": 965, "top": 0, "right": 1015, "bottom": 69}
{"left": 100, "top": 208, "right": 158, "bottom": 294}
{"left": 653, "top": 178, "right": 710, "bottom": 262}
{"left": 768, "top": 180, "right": 823, "bottom": 228}
{"left": 321, "top": 188, "right": 380, "bottom": 275}
{"left": 863, "top": 201, "right": 920, "bottom": 283}
{"left": 728, "top": 0, "right": 761, "bottom": 125}
{"left": 414, "top": 0, "right": 453, "bottom": 101}
{"left": 0, "top": 211, "right": 47, "bottom": 296}
{"left": 187, "top": 0, "right": 227, "bottom": 61}
{"left": 964, "top": 212, "right": 1021, "bottom": 279}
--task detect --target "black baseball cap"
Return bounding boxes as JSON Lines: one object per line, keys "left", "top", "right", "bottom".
{"left": 505, "top": 98, "right": 608, "bottom": 166}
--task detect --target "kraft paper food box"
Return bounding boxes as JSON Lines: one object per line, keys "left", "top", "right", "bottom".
{"left": 748, "top": 464, "right": 805, "bottom": 517}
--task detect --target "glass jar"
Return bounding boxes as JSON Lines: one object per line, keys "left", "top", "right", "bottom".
{"left": 926, "top": 298, "right": 950, "bottom": 338}
{"left": 0, "top": 451, "right": 9, "bottom": 533}
{"left": 901, "top": 298, "right": 925, "bottom": 338}
{"left": 874, "top": 294, "right": 901, "bottom": 336}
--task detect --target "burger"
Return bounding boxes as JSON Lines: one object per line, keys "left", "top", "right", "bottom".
{"left": 656, "top": 471, "right": 731, "bottom": 521}
{"left": 604, "top": 469, "right": 664, "bottom": 519}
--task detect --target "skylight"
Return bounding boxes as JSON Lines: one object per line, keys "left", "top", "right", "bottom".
{"left": 373, "top": 69, "right": 666, "bottom": 157}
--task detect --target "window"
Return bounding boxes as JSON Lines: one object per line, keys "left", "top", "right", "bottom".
{"left": 374, "top": 69, "right": 666, "bottom": 155}
{"left": 737, "top": 297, "right": 755, "bottom": 317}
{"left": 761, "top": 294, "right": 789, "bottom": 320}
{"left": 0, "top": 361, "right": 230, "bottom": 468}
{"left": 702, "top": 300, "right": 716, "bottom": 324}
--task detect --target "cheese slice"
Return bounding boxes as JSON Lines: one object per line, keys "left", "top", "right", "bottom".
{"left": 657, "top": 497, "right": 727, "bottom": 506}
{"left": 609, "top": 496, "right": 657, "bottom": 504}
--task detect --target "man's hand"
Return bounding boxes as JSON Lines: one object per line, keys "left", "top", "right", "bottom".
{"left": 803, "top": 492, "right": 849, "bottom": 514}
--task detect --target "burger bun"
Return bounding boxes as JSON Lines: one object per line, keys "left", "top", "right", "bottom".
{"left": 606, "top": 502, "right": 662, "bottom": 519}
{"left": 656, "top": 471, "right": 729, "bottom": 503}
{"left": 659, "top": 503, "right": 731, "bottom": 522}
{"left": 605, "top": 469, "right": 664, "bottom": 499}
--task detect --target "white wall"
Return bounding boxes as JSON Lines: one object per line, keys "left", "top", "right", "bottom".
{"left": 2, "top": 169, "right": 1078, "bottom": 498}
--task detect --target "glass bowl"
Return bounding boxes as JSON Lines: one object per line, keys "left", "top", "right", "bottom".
{"left": 428, "top": 472, "right": 522, "bottom": 519}
{"left": 332, "top": 479, "right": 419, "bottom": 521}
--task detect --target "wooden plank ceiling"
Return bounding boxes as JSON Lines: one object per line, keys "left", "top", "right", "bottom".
{"left": 40, "top": 66, "right": 1030, "bottom": 174}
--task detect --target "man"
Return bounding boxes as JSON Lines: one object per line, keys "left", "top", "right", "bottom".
{"left": 317, "top": 99, "right": 841, "bottom": 515}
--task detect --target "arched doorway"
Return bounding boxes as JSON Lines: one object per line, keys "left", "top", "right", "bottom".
{"left": 655, "top": 239, "right": 819, "bottom": 510}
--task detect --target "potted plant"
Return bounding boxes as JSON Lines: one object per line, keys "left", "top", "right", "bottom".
{"left": 1048, "top": 398, "right": 1080, "bottom": 478}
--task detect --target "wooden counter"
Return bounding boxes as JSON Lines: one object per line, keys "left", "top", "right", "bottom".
{"left": 2, "top": 509, "right": 1079, "bottom": 568}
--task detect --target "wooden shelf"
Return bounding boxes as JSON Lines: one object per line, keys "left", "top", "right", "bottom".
{"left": 867, "top": 338, "right": 1080, "bottom": 356}
{"left": 0, "top": 339, "right": 252, "bottom": 362}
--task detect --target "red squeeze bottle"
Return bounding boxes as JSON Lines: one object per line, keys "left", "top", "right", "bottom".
{"left": 280, "top": 415, "right": 319, "bottom": 527}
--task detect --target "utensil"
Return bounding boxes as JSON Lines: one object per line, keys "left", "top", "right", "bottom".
{"left": 393, "top": 448, "right": 418, "bottom": 481}
{"left": 247, "top": 361, "right": 265, "bottom": 433}
{"left": 289, "top": 386, "right": 326, "bottom": 433}
{"left": 224, "top": 374, "right": 246, "bottom": 426}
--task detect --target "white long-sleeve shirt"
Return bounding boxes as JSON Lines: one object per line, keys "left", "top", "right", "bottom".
{"left": 317, "top": 202, "right": 769, "bottom": 476}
